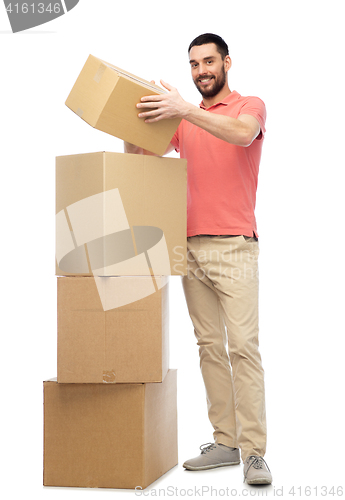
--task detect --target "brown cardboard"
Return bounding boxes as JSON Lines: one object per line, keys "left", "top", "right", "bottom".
{"left": 43, "top": 369, "right": 178, "bottom": 489}
{"left": 55, "top": 152, "right": 187, "bottom": 277}
{"left": 65, "top": 55, "right": 181, "bottom": 155}
{"left": 57, "top": 276, "right": 169, "bottom": 383}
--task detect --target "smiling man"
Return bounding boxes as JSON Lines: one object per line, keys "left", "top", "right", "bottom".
{"left": 124, "top": 33, "right": 272, "bottom": 485}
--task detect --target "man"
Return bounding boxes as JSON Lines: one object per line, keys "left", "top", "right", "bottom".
{"left": 124, "top": 33, "right": 272, "bottom": 485}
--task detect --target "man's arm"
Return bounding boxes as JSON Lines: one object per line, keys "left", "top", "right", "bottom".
{"left": 137, "top": 81, "right": 261, "bottom": 148}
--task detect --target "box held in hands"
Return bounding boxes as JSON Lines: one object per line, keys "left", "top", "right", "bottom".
{"left": 65, "top": 55, "right": 181, "bottom": 155}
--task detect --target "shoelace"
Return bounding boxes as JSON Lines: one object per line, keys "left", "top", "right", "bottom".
{"left": 199, "top": 442, "right": 217, "bottom": 454}
{"left": 243, "top": 455, "right": 271, "bottom": 482}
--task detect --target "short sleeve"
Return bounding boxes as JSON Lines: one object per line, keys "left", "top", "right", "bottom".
{"left": 239, "top": 96, "right": 267, "bottom": 140}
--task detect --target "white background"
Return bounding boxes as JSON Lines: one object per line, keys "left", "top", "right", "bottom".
{"left": 1, "top": 0, "right": 344, "bottom": 498}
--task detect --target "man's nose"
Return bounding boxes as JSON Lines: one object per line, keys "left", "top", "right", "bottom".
{"left": 198, "top": 63, "right": 208, "bottom": 75}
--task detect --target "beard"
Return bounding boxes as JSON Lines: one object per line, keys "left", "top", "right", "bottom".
{"left": 193, "top": 65, "right": 227, "bottom": 98}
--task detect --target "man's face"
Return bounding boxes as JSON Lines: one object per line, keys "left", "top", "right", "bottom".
{"left": 189, "top": 43, "right": 229, "bottom": 98}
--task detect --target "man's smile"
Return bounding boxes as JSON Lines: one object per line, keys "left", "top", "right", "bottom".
{"left": 197, "top": 76, "right": 215, "bottom": 84}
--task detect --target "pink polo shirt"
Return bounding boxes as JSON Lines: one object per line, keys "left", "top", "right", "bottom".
{"left": 170, "top": 90, "right": 266, "bottom": 238}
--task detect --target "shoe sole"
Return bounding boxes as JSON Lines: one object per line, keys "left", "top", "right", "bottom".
{"left": 245, "top": 477, "right": 272, "bottom": 485}
{"left": 183, "top": 460, "right": 241, "bottom": 471}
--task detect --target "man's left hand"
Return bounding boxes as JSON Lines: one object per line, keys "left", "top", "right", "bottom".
{"left": 137, "top": 81, "right": 189, "bottom": 123}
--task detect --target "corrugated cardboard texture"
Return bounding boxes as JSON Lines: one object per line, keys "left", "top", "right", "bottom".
{"left": 55, "top": 152, "right": 187, "bottom": 277}
{"left": 43, "top": 370, "right": 178, "bottom": 489}
{"left": 57, "top": 276, "right": 169, "bottom": 383}
{"left": 144, "top": 370, "right": 179, "bottom": 486}
{"left": 65, "top": 55, "right": 181, "bottom": 155}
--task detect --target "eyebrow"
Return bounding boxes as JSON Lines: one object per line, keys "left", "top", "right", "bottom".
{"left": 189, "top": 56, "right": 215, "bottom": 64}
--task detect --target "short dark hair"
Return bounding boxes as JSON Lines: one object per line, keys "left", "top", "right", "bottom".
{"left": 188, "top": 33, "right": 229, "bottom": 60}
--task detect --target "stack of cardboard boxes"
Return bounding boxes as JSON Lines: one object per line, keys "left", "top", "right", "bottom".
{"left": 43, "top": 56, "right": 187, "bottom": 490}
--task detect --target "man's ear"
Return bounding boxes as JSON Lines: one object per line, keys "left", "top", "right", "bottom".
{"left": 224, "top": 55, "right": 232, "bottom": 72}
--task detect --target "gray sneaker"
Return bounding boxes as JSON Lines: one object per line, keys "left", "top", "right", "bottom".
{"left": 183, "top": 442, "right": 240, "bottom": 471}
{"left": 243, "top": 455, "right": 272, "bottom": 484}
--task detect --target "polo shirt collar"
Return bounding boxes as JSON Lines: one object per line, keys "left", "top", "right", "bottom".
{"left": 200, "top": 90, "right": 240, "bottom": 110}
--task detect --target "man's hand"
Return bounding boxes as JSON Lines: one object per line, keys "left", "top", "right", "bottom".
{"left": 137, "top": 80, "right": 190, "bottom": 123}
{"left": 124, "top": 141, "right": 142, "bottom": 154}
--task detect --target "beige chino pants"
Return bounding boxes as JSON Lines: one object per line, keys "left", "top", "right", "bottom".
{"left": 182, "top": 235, "right": 266, "bottom": 461}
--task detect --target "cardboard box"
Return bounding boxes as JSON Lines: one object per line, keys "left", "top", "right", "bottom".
{"left": 43, "top": 369, "right": 178, "bottom": 489}
{"left": 57, "top": 276, "right": 169, "bottom": 383}
{"left": 56, "top": 152, "right": 187, "bottom": 277}
{"left": 65, "top": 55, "right": 181, "bottom": 155}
